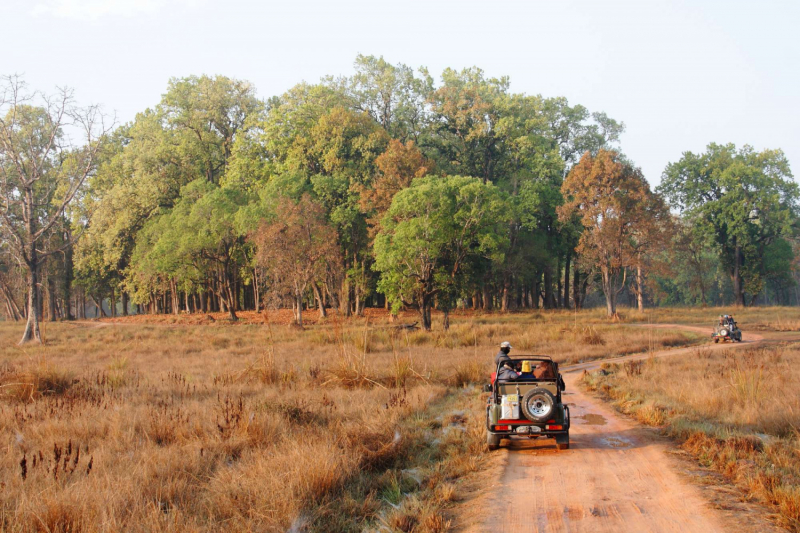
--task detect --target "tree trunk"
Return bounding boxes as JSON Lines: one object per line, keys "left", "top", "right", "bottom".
{"left": 312, "top": 282, "right": 327, "bottom": 319}
{"left": 563, "top": 250, "right": 571, "bottom": 309}
{"left": 19, "top": 260, "right": 42, "bottom": 344}
{"left": 170, "top": 280, "right": 180, "bottom": 315}
{"left": 341, "top": 258, "right": 352, "bottom": 317}
{"left": 253, "top": 268, "right": 260, "bottom": 312}
{"left": 636, "top": 262, "right": 644, "bottom": 312}
{"left": 556, "top": 256, "right": 563, "bottom": 308}
{"left": 294, "top": 292, "right": 303, "bottom": 326}
{"left": 122, "top": 292, "right": 129, "bottom": 316}
{"left": 90, "top": 295, "right": 107, "bottom": 318}
{"left": 63, "top": 230, "right": 75, "bottom": 320}
{"left": 544, "top": 266, "right": 556, "bottom": 309}
{"left": 45, "top": 275, "right": 56, "bottom": 322}
{"left": 420, "top": 294, "right": 433, "bottom": 331}
{"left": 443, "top": 308, "right": 450, "bottom": 330}
{"left": 501, "top": 276, "right": 510, "bottom": 312}
{"left": 732, "top": 242, "right": 745, "bottom": 306}
{"left": 1, "top": 279, "right": 22, "bottom": 321}
{"left": 223, "top": 268, "right": 238, "bottom": 320}
{"left": 482, "top": 284, "right": 493, "bottom": 311}
{"left": 601, "top": 268, "right": 617, "bottom": 317}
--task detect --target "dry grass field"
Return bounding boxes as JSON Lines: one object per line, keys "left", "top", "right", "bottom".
{"left": 582, "top": 343, "right": 800, "bottom": 530}
{"left": 0, "top": 307, "right": 746, "bottom": 532}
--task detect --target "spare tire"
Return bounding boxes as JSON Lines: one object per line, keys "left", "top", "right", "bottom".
{"left": 521, "top": 388, "right": 556, "bottom": 422}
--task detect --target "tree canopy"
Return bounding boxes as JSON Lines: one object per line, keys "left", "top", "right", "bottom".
{"left": 1, "top": 59, "right": 797, "bottom": 334}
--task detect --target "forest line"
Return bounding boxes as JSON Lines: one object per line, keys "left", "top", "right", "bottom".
{"left": 0, "top": 55, "right": 796, "bottom": 342}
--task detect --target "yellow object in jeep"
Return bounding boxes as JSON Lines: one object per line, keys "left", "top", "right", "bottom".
{"left": 521, "top": 360, "right": 532, "bottom": 373}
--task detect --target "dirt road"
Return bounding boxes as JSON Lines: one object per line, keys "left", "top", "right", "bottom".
{"left": 467, "top": 325, "right": 783, "bottom": 533}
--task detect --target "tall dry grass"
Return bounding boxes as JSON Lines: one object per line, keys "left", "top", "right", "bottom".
{"left": 0, "top": 307, "right": 710, "bottom": 531}
{"left": 582, "top": 344, "right": 800, "bottom": 530}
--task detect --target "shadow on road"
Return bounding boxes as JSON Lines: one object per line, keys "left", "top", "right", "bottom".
{"left": 500, "top": 427, "right": 655, "bottom": 453}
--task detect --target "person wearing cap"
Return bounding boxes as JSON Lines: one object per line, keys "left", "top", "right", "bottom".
{"left": 495, "top": 341, "right": 518, "bottom": 381}
{"left": 495, "top": 341, "right": 512, "bottom": 366}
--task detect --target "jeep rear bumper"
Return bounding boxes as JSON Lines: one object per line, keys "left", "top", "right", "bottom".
{"left": 486, "top": 405, "right": 570, "bottom": 437}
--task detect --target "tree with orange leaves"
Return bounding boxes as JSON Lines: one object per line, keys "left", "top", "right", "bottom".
{"left": 253, "top": 195, "right": 340, "bottom": 326}
{"left": 559, "top": 150, "right": 669, "bottom": 317}
{"left": 359, "top": 139, "right": 434, "bottom": 239}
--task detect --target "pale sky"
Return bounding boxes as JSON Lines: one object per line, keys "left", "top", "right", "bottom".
{"left": 4, "top": 0, "right": 798, "bottom": 185}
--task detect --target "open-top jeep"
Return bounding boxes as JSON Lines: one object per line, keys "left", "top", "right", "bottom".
{"left": 485, "top": 356, "right": 570, "bottom": 450}
{"left": 712, "top": 318, "right": 742, "bottom": 343}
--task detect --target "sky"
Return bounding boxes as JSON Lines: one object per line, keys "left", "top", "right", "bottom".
{"left": 3, "top": 0, "right": 797, "bottom": 185}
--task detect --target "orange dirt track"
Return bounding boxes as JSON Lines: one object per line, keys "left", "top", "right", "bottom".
{"left": 466, "top": 326, "right": 786, "bottom": 533}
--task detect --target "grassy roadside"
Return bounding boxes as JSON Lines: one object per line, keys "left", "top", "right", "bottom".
{"left": 580, "top": 344, "right": 800, "bottom": 531}
{"left": 313, "top": 386, "right": 490, "bottom": 532}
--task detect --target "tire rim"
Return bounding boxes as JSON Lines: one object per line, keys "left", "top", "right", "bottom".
{"left": 528, "top": 396, "right": 552, "bottom": 418}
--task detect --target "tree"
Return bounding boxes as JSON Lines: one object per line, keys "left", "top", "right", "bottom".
{"left": 161, "top": 75, "right": 262, "bottom": 185}
{"left": 559, "top": 150, "right": 666, "bottom": 317}
{"left": 128, "top": 180, "right": 249, "bottom": 320}
{"left": 77, "top": 76, "right": 263, "bottom": 316}
{"left": 659, "top": 143, "right": 798, "bottom": 306}
{"left": 342, "top": 54, "right": 432, "bottom": 141}
{"left": 0, "top": 76, "right": 108, "bottom": 343}
{"left": 252, "top": 195, "right": 340, "bottom": 326}
{"left": 374, "top": 175, "right": 508, "bottom": 330}
{"left": 359, "top": 138, "right": 434, "bottom": 239}
{"left": 668, "top": 219, "right": 720, "bottom": 306}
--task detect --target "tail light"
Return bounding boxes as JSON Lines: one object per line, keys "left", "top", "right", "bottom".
{"left": 494, "top": 425, "right": 510, "bottom": 431}
{"left": 546, "top": 425, "right": 563, "bottom": 430}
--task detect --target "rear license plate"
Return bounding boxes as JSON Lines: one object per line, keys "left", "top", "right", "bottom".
{"left": 529, "top": 426, "right": 541, "bottom": 433}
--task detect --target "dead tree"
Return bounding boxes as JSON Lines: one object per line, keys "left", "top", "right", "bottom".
{"left": 0, "top": 76, "right": 109, "bottom": 343}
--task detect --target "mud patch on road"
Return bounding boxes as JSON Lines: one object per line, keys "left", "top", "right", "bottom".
{"left": 577, "top": 413, "right": 607, "bottom": 425}
{"left": 600, "top": 435, "right": 634, "bottom": 448}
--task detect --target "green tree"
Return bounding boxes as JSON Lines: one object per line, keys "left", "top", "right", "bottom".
{"left": 78, "top": 75, "right": 262, "bottom": 314}
{"left": 374, "top": 175, "right": 508, "bottom": 330}
{"left": 342, "top": 54, "right": 432, "bottom": 141}
{"left": 659, "top": 143, "right": 798, "bottom": 306}
{"left": 128, "top": 180, "right": 249, "bottom": 319}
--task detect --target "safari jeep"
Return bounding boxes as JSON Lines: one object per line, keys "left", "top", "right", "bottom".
{"left": 712, "top": 321, "right": 742, "bottom": 343}
{"left": 485, "top": 356, "right": 570, "bottom": 450}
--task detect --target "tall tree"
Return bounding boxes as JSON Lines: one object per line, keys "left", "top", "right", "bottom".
{"left": 77, "top": 76, "right": 262, "bottom": 314}
{"left": 342, "top": 54, "right": 432, "bottom": 141}
{"left": 559, "top": 150, "right": 664, "bottom": 317}
{"left": 0, "top": 76, "right": 108, "bottom": 343}
{"left": 252, "top": 195, "right": 340, "bottom": 326}
{"left": 359, "top": 139, "right": 434, "bottom": 239}
{"left": 659, "top": 143, "right": 798, "bottom": 306}
{"left": 374, "top": 175, "right": 508, "bottom": 330}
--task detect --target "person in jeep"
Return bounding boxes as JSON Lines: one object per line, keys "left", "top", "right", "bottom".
{"left": 494, "top": 341, "right": 518, "bottom": 381}
{"left": 495, "top": 341, "right": 512, "bottom": 365}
